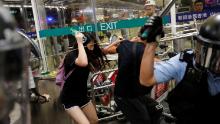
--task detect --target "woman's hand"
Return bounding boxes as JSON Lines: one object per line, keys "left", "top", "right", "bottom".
{"left": 75, "top": 32, "right": 84, "bottom": 44}
{"left": 74, "top": 32, "right": 88, "bottom": 67}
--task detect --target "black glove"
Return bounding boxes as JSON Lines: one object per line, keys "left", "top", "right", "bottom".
{"left": 140, "top": 16, "right": 164, "bottom": 42}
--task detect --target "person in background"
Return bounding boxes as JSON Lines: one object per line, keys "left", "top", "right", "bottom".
{"left": 140, "top": 14, "right": 220, "bottom": 124}
{"left": 29, "top": 66, "right": 50, "bottom": 104}
{"left": 193, "top": 0, "right": 204, "bottom": 12}
{"left": 144, "top": 0, "right": 157, "bottom": 17}
{"left": 120, "top": 10, "right": 129, "bottom": 40}
{"left": 60, "top": 32, "right": 106, "bottom": 124}
{"left": 62, "top": 35, "right": 70, "bottom": 52}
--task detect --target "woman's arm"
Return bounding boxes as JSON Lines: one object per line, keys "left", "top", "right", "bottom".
{"left": 75, "top": 32, "right": 88, "bottom": 67}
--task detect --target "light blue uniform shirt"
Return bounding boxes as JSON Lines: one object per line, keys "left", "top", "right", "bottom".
{"left": 154, "top": 54, "right": 220, "bottom": 96}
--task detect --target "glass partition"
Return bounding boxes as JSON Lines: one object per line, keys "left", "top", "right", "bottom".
{"left": 34, "top": 0, "right": 170, "bottom": 71}
{"left": 29, "top": 0, "right": 220, "bottom": 74}
{"left": 95, "top": 1, "right": 145, "bottom": 44}
{"left": 5, "top": 0, "right": 220, "bottom": 72}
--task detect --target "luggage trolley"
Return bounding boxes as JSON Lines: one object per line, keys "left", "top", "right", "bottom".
{"left": 89, "top": 68, "right": 176, "bottom": 122}
{"left": 89, "top": 68, "right": 123, "bottom": 121}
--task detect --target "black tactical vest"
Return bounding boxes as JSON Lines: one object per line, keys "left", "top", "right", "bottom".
{"left": 167, "top": 50, "right": 210, "bottom": 124}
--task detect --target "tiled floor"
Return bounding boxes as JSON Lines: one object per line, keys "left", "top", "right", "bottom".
{"left": 28, "top": 80, "right": 175, "bottom": 124}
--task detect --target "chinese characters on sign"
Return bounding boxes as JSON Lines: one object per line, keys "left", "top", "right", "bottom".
{"left": 176, "top": 9, "right": 220, "bottom": 22}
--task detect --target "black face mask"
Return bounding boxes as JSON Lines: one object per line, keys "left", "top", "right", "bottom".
{"left": 195, "top": 39, "right": 220, "bottom": 74}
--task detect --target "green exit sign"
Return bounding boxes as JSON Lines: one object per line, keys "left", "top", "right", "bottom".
{"left": 39, "top": 16, "right": 169, "bottom": 38}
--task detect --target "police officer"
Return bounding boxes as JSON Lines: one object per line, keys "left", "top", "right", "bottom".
{"left": 140, "top": 14, "right": 220, "bottom": 124}
{"left": 0, "top": 4, "right": 30, "bottom": 124}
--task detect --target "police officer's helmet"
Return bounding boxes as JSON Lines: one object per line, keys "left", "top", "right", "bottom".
{"left": 194, "top": 14, "right": 220, "bottom": 74}
{"left": 0, "top": 5, "right": 29, "bottom": 119}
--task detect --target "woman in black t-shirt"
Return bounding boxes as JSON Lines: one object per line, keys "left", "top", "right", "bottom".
{"left": 60, "top": 32, "right": 106, "bottom": 124}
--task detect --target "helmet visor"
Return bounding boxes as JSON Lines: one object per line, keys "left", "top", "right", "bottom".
{"left": 195, "top": 39, "right": 220, "bottom": 74}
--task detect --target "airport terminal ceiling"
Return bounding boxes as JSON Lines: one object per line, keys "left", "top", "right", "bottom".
{"left": 2, "top": 0, "right": 145, "bottom": 9}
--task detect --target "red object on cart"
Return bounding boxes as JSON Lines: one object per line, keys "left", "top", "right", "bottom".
{"left": 100, "top": 69, "right": 118, "bottom": 106}
{"left": 154, "top": 83, "right": 168, "bottom": 100}
{"left": 91, "top": 73, "right": 110, "bottom": 105}
{"left": 108, "top": 69, "right": 118, "bottom": 85}
{"left": 91, "top": 73, "right": 106, "bottom": 86}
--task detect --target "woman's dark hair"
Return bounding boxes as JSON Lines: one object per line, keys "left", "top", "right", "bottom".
{"left": 72, "top": 32, "right": 107, "bottom": 71}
